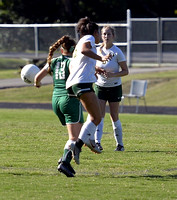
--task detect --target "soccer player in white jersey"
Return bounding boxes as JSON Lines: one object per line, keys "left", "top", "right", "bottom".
{"left": 66, "top": 17, "right": 112, "bottom": 164}
{"left": 94, "top": 26, "right": 129, "bottom": 151}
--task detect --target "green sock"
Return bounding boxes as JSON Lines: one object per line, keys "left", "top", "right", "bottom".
{"left": 62, "top": 149, "right": 72, "bottom": 164}
{"left": 63, "top": 149, "right": 69, "bottom": 158}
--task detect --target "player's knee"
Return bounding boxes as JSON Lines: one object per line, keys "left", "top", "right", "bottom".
{"left": 91, "top": 116, "right": 101, "bottom": 126}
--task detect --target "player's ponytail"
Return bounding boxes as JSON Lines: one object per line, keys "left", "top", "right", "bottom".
{"left": 61, "top": 36, "right": 76, "bottom": 53}
{"left": 47, "top": 35, "right": 76, "bottom": 67}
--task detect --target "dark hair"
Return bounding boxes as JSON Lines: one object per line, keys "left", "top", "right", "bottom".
{"left": 77, "top": 17, "right": 99, "bottom": 36}
{"left": 47, "top": 35, "right": 76, "bottom": 67}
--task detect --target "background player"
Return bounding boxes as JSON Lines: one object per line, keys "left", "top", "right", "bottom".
{"left": 94, "top": 26, "right": 129, "bottom": 151}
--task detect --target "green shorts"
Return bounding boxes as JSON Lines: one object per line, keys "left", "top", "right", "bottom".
{"left": 67, "top": 83, "right": 94, "bottom": 98}
{"left": 94, "top": 84, "right": 122, "bottom": 102}
{"left": 52, "top": 95, "right": 84, "bottom": 126}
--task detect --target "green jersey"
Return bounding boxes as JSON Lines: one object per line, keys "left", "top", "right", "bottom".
{"left": 50, "top": 55, "right": 84, "bottom": 125}
{"left": 50, "top": 55, "right": 70, "bottom": 97}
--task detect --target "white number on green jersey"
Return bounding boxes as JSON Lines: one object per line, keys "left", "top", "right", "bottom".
{"left": 55, "top": 61, "right": 66, "bottom": 80}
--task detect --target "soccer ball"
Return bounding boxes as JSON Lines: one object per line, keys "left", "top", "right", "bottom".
{"left": 21, "top": 64, "right": 40, "bottom": 84}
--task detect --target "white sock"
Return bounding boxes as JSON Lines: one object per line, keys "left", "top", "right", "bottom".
{"left": 112, "top": 120, "right": 123, "bottom": 146}
{"left": 64, "top": 139, "right": 76, "bottom": 150}
{"left": 78, "top": 119, "right": 97, "bottom": 143}
{"left": 95, "top": 118, "right": 104, "bottom": 143}
{"left": 85, "top": 115, "right": 95, "bottom": 140}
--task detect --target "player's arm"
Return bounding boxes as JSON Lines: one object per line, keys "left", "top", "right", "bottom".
{"left": 105, "top": 61, "right": 129, "bottom": 78}
{"left": 117, "top": 61, "right": 129, "bottom": 77}
{"left": 68, "top": 61, "right": 73, "bottom": 72}
{"left": 81, "top": 42, "right": 111, "bottom": 62}
{"left": 34, "top": 64, "right": 49, "bottom": 88}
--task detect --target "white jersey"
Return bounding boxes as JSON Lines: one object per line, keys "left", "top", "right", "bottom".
{"left": 95, "top": 45, "right": 126, "bottom": 87}
{"left": 66, "top": 35, "right": 97, "bottom": 89}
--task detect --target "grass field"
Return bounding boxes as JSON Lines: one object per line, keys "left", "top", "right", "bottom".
{"left": 1, "top": 69, "right": 177, "bottom": 107}
{"left": 0, "top": 60, "right": 177, "bottom": 199}
{"left": 0, "top": 58, "right": 27, "bottom": 71}
{"left": 0, "top": 109, "right": 177, "bottom": 200}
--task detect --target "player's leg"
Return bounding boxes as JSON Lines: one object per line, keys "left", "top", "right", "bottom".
{"left": 109, "top": 101, "right": 124, "bottom": 151}
{"left": 52, "top": 97, "right": 74, "bottom": 177}
{"left": 78, "top": 92, "right": 102, "bottom": 153}
{"left": 58, "top": 122, "right": 83, "bottom": 177}
{"left": 62, "top": 123, "right": 83, "bottom": 166}
{"left": 94, "top": 99, "right": 106, "bottom": 150}
{"left": 58, "top": 123, "right": 83, "bottom": 177}
{"left": 62, "top": 122, "right": 82, "bottom": 163}
{"left": 108, "top": 85, "right": 124, "bottom": 151}
{"left": 57, "top": 96, "right": 84, "bottom": 175}
{"left": 80, "top": 91, "right": 102, "bottom": 126}
{"left": 70, "top": 83, "right": 102, "bottom": 164}
{"left": 72, "top": 83, "right": 102, "bottom": 139}
{"left": 73, "top": 92, "right": 102, "bottom": 164}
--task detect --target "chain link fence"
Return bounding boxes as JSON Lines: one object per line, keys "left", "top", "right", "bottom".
{"left": 0, "top": 11, "right": 177, "bottom": 67}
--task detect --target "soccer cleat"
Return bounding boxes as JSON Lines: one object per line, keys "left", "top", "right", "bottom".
{"left": 115, "top": 144, "right": 124, "bottom": 151}
{"left": 57, "top": 161, "right": 75, "bottom": 177}
{"left": 85, "top": 139, "right": 102, "bottom": 154}
{"left": 70, "top": 143, "right": 81, "bottom": 165}
{"left": 58, "top": 158, "right": 76, "bottom": 174}
{"left": 96, "top": 142, "right": 103, "bottom": 151}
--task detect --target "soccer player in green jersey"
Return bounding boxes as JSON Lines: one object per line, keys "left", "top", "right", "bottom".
{"left": 34, "top": 35, "right": 84, "bottom": 177}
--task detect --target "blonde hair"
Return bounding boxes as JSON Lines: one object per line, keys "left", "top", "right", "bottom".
{"left": 99, "top": 26, "right": 115, "bottom": 54}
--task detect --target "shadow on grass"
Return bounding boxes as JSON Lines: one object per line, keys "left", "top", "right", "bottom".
{"left": 117, "top": 174, "right": 177, "bottom": 180}
{"left": 141, "top": 174, "right": 177, "bottom": 179}
{"left": 126, "top": 150, "right": 177, "bottom": 153}
{"left": 2, "top": 168, "right": 177, "bottom": 179}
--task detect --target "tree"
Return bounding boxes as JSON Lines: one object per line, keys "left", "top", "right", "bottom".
{"left": 0, "top": 0, "right": 62, "bottom": 23}
{"left": 0, "top": 0, "right": 177, "bottom": 24}
{"left": 127, "top": 0, "right": 176, "bottom": 18}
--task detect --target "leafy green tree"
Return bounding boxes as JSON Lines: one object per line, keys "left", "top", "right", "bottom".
{"left": 0, "top": 0, "right": 177, "bottom": 24}
{"left": 127, "top": 0, "right": 176, "bottom": 18}
{"left": 0, "top": 0, "right": 62, "bottom": 23}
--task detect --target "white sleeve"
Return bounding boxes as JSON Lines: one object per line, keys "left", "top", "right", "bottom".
{"left": 84, "top": 35, "right": 95, "bottom": 48}
{"left": 117, "top": 48, "right": 126, "bottom": 63}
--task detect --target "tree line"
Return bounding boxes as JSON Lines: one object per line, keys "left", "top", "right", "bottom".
{"left": 0, "top": 0, "right": 177, "bottom": 24}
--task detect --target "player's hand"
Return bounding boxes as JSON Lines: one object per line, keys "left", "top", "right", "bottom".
{"left": 95, "top": 66, "right": 106, "bottom": 79}
{"left": 101, "top": 52, "right": 114, "bottom": 64}
{"left": 34, "top": 81, "right": 41, "bottom": 88}
{"left": 95, "top": 66, "right": 106, "bottom": 75}
{"left": 103, "top": 71, "right": 115, "bottom": 78}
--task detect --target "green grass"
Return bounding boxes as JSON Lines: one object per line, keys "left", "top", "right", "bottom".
{"left": 1, "top": 69, "right": 177, "bottom": 107}
{"left": 121, "top": 70, "right": 177, "bottom": 107}
{"left": 0, "top": 57, "right": 27, "bottom": 79}
{"left": 0, "top": 85, "right": 53, "bottom": 103}
{"left": 0, "top": 69, "right": 21, "bottom": 79}
{"left": 0, "top": 109, "right": 177, "bottom": 200}
{"left": 0, "top": 58, "right": 27, "bottom": 70}
{"left": 0, "top": 57, "right": 30, "bottom": 79}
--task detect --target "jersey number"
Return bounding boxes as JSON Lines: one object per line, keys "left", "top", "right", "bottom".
{"left": 55, "top": 62, "right": 66, "bottom": 80}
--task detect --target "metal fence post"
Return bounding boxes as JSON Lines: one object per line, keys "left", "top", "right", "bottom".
{"left": 74, "top": 25, "right": 79, "bottom": 42}
{"left": 157, "top": 18, "right": 162, "bottom": 67}
{"left": 34, "top": 26, "right": 39, "bottom": 58}
{"left": 127, "top": 9, "right": 132, "bottom": 68}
